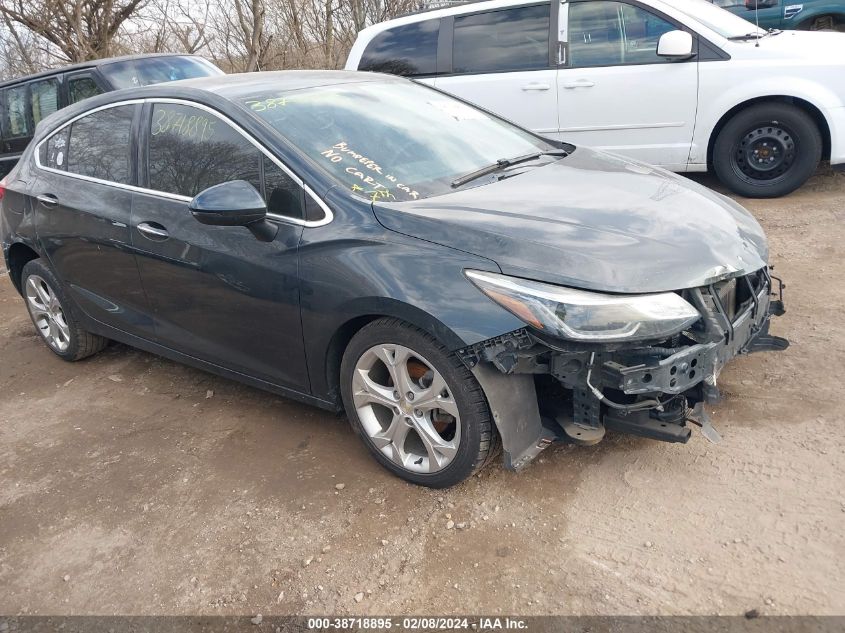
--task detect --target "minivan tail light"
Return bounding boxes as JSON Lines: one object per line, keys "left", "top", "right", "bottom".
{"left": 0, "top": 175, "right": 7, "bottom": 201}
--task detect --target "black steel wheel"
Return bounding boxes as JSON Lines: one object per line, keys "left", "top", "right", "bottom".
{"left": 713, "top": 103, "right": 822, "bottom": 198}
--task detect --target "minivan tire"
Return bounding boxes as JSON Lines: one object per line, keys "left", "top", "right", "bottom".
{"left": 21, "top": 259, "right": 108, "bottom": 361}
{"left": 340, "top": 318, "right": 499, "bottom": 488}
{"left": 713, "top": 102, "right": 822, "bottom": 198}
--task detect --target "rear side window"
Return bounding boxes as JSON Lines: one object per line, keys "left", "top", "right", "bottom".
{"left": 68, "top": 75, "right": 104, "bottom": 104}
{"left": 359, "top": 19, "right": 440, "bottom": 76}
{"left": 66, "top": 105, "right": 136, "bottom": 184}
{"left": 38, "top": 127, "right": 70, "bottom": 171}
{"left": 30, "top": 78, "right": 60, "bottom": 126}
{"left": 453, "top": 4, "right": 550, "bottom": 74}
{"left": 3, "top": 85, "right": 30, "bottom": 138}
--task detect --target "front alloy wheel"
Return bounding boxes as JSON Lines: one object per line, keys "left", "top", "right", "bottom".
{"left": 352, "top": 344, "right": 461, "bottom": 474}
{"left": 341, "top": 318, "right": 499, "bottom": 488}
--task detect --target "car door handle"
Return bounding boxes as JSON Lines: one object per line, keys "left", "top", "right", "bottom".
{"left": 36, "top": 194, "right": 58, "bottom": 208}
{"left": 521, "top": 82, "right": 551, "bottom": 91}
{"left": 137, "top": 222, "right": 170, "bottom": 241}
{"left": 563, "top": 80, "right": 596, "bottom": 89}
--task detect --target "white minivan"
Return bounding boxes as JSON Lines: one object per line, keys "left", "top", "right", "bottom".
{"left": 346, "top": 0, "right": 845, "bottom": 197}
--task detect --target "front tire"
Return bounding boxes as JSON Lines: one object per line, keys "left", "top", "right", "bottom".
{"left": 712, "top": 103, "right": 822, "bottom": 198}
{"left": 21, "top": 259, "right": 108, "bottom": 361}
{"left": 340, "top": 318, "right": 499, "bottom": 488}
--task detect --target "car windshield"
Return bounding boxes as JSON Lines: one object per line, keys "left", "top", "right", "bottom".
{"left": 668, "top": 0, "right": 764, "bottom": 38}
{"left": 100, "top": 55, "right": 222, "bottom": 89}
{"left": 240, "top": 79, "right": 558, "bottom": 202}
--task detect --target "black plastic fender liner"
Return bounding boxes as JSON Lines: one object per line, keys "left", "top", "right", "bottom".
{"left": 470, "top": 362, "right": 555, "bottom": 470}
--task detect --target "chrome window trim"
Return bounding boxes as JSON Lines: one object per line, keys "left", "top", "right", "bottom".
{"left": 33, "top": 97, "right": 333, "bottom": 228}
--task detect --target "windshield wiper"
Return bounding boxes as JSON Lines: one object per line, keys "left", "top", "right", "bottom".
{"left": 728, "top": 28, "right": 779, "bottom": 41}
{"left": 451, "top": 149, "right": 569, "bottom": 188}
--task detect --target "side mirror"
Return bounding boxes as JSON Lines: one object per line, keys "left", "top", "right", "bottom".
{"left": 657, "top": 30, "right": 694, "bottom": 59}
{"left": 189, "top": 180, "right": 278, "bottom": 242}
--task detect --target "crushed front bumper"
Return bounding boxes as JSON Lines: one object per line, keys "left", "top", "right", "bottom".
{"left": 460, "top": 267, "right": 788, "bottom": 470}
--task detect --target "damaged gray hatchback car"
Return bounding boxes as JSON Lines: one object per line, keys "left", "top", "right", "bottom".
{"left": 0, "top": 72, "right": 788, "bottom": 488}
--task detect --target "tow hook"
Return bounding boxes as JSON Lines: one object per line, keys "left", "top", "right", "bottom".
{"left": 686, "top": 402, "right": 722, "bottom": 444}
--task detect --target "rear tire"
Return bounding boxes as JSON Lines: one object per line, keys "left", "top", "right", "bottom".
{"left": 21, "top": 259, "right": 108, "bottom": 361}
{"left": 340, "top": 317, "right": 499, "bottom": 488}
{"left": 712, "top": 103, "right": 822, "bottom": 198}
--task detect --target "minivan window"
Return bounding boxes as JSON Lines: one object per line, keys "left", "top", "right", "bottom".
{"left": 68, "top": 76, "right": 103, "bottom": 104}
{"left": 568, "top": 1, "right": 677, "bottom": 67}
{"left": 359, "top": 19, "right": 441, "bottom": 76}
{"left": 452, "top": 4, "right": 550, "bottom": 74}
{"left": 30, "top": 78, "right": 60, "bottom": 126}
{"left": 66, "top": 105, "right": 135, "bottom": 184}
{"left": 4, "top": 85, "right": 30, "bottom": 137}
{"left": 101, "top": 56, "right": 222, "bottom": 89}
{"left": 147, "top": 103, "right": 261, "bottom": 198}
{"left": 241, "top": 80, "right": 557, "bottom": 202}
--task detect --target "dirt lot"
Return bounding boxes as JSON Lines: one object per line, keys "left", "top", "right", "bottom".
{"left": 1, "top": 169, "right": 843, "bottom": 617}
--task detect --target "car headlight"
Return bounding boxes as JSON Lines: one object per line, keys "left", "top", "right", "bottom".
{"left": 465, "top": 270, "right": 700, "bottom": 342}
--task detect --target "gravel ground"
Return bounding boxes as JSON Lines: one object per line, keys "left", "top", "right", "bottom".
{"left": 0, "top": 168, "right": 843, "bottom": 617}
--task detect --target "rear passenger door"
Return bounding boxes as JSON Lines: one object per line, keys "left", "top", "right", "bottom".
{"left": 434, "top": 3, "right": 560, "bottom": 136}
{"left": 131, "top": 101, "right": 309, "bottom": 390}
{"left": 31, "top": 102, "right": 151, "bottom": 333}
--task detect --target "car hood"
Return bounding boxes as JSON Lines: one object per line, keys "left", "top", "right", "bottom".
{"left": 373, "top": 147, "right": 769, "bottom": 294}
{"left": 727, "top": 30, "right": 845, "bottom": 61}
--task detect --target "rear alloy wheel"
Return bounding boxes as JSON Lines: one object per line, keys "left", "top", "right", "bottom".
{"left": 341, "top": 318, "right": 499, "bottom": 487}
{"left": 713, "top": 103, "right": 822, "bottom": 198}
{"left": 21, "top": 259, "right": 108, "bottom": 361}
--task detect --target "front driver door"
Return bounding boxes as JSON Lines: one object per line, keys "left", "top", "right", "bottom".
{"left": 131, "top": 101, "right": 309, "bottom": 391}
{"left": 556, "top": 0, "right": 698, "bottom": 169}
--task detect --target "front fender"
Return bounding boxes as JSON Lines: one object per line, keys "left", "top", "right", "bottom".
{"left": 693, "top": 75, "right": 844, "bottom": 166}
{"left": 299, "top": 192, "right": 526, "bottom": 402}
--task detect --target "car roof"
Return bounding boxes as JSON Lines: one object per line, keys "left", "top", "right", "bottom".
{"left": 355, "top": 0, "right": 537, "bottom": 36}
{"left": 0, "top": 53, "right": 209, "bottom": 90}
{"left": 168, "top": 69, "right": 397, "bottom": 98}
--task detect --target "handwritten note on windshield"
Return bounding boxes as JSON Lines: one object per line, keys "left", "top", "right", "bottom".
{"left": 319, "top": 141, "right": 419, "bottom": 201}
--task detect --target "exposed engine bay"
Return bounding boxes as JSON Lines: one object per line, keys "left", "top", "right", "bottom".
{"left": 458, "top": 267, "right": 789, "bottom": 470}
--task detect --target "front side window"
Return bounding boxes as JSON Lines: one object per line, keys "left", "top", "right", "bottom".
{"left": 568, "top": 1, "right": 677, "bottom": 67}
{"left": 453, "top": 4, "right": 550, "bottom": 74}
{"left": 3, "top": 86, "right": 30, "bottom": 138}
{"left": 101, "top": 56, "right": 222, "bottom": 89}
{"left": 66, "top": 105, "right": 136, "bottom": 184}
{"left": 30, "top": 78, "right": 59, "bottom": 126}
{"left": 263, "top": 156, "right": 303, "bottom": 219}
{"left": 148, "top": 103, "right": 261, "bottom": 199}
{"left": 359, "top": 19, "right": 440, "bottom": 76}
{"left": 68, "top": 75, "right": 104, "bottom": 104}
{"left": 241, "top": 79, "right": 557, "bottom": 202}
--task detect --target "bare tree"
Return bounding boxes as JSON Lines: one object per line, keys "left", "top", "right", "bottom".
{"left": 0, "top": 0, "right": 147, "bottom": 63}
{"left": 0, "top": 0, "right": 426, "bottom": 79}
